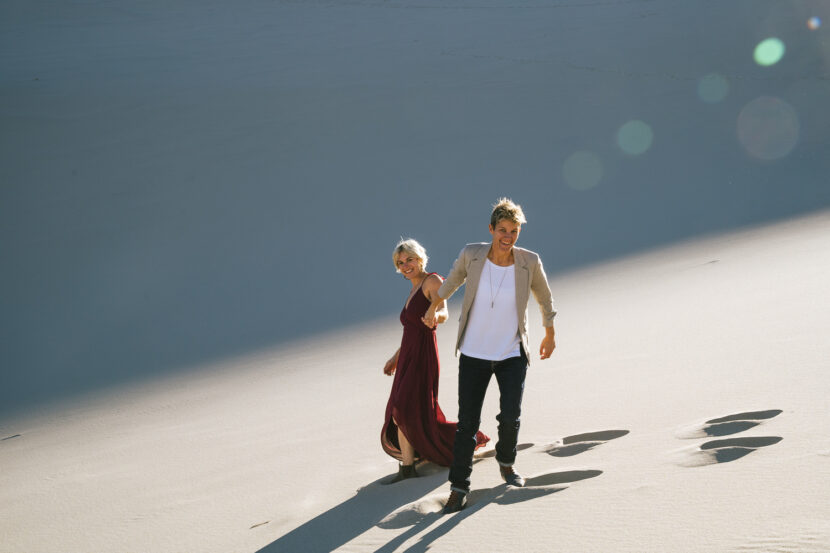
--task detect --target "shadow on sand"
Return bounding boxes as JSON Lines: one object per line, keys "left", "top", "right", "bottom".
{"left": 374, "top": 469, "right": 603, "bottom": 553}
{"left": 258, "top": 467, "right": 601, "bottom": 553}
{"left": 256, "top": 464, "right": 447, "bottom": 553}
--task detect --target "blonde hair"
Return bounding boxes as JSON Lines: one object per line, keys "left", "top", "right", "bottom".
{"left": 392, "top": 238, "right": 428, "bottom": 273}
{"left": 490, "top": 197, "right": 527, "bottom": 228}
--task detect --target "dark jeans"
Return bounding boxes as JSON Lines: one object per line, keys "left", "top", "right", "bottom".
{"left": 448, "top": 350, "right": 528, "bottom": 493}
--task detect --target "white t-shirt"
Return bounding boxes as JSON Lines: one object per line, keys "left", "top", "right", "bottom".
{"left": 459, "top": 259, "right": 521, "bottom": 361}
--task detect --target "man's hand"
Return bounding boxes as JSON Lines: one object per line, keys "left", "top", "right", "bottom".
{"left": 422, "top": 305, "right": 437, "bottom": 328}
{"left": 539, "top": 329, "right": 556, "bottom": 360}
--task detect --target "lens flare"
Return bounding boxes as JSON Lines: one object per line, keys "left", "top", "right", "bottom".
{"left": 617, "top": 120, "right": 653, "bottom": 156}
{"left": 697, "top": 73, "right": 729, "bottom": 103}
{"left": 807, "top": 16, "right": 821, "bottom": 30}
{"left": 754, "top": 38, "right": 785, "bottom": 66}
{"left": 737, "top": 96, "right": 799, "bottom": 160}
{"left": 563, "top": 151, "right": 603, "bottom": 191}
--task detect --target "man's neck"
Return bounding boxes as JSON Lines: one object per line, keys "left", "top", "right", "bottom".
{"left": 487, "top": 246, "right": 514, "bottom": 267}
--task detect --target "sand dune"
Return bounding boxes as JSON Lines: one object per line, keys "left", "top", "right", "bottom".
{"left": 2, "top": 212, "right": 829, "bottom": 552}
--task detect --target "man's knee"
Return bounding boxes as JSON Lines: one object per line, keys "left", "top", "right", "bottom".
{"left": 496, "top": 411, "right": 521, "bottom": 427}
{"left": 456, "top": 417, "right": 481, "bottom": 435}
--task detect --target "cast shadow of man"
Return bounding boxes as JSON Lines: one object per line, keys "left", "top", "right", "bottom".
{"left": 374, "top": 469, "right": 603, "bottom": 553}
{"left": 256, "top": 463, "right": 449, "bottom": 553}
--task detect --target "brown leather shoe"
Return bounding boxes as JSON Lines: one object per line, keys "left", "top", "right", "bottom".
{"left": 382, "top": 464, "right": 419, "bottom": 485}
{"left": 499, "top": 464, "right": 526, "bottom": 487}
{"left": 442, "top": 489, "right": 467, "bottom": 514}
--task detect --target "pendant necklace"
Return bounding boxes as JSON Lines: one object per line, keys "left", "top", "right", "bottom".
{"left": 488, "top": 261, "right": 508, "bottom": 308}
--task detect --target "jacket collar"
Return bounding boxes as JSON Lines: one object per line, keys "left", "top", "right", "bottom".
{"left": 472, "top": 243, "right": 528, "bottom": 269}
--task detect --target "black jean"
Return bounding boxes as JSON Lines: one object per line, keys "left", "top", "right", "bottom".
{"left": 448, "top": 350, "right": 528, "bottom": 493}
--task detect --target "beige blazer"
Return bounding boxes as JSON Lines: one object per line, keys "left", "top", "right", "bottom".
{"left": 438, "top": 243, "right": 556, "bottom": 364}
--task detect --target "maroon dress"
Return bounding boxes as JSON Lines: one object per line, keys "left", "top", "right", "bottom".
{"left": 381, "top": 275, "right": 490, "bottom": 466}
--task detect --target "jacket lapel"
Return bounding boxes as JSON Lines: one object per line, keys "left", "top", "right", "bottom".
{"left": 464, "top": 244, "right": 489, "bottom": 308}
{"left": 514, "top": 248, "right": 530, "bottom": 322}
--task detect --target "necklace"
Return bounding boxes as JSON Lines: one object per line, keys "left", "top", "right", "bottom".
{"left": 488, "top": 261, "right": 508, "bottom": 308}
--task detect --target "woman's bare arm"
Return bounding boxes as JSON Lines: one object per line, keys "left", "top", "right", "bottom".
{"left": 421, "top": 274, "right": 448, "bottom": 327}
{"left": 383, "top": 347, "right": 401, "bottom": 375}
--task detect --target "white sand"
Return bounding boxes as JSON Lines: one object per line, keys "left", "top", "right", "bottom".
{"left": 2, "top": 211, "right": 829, "bottom": 553}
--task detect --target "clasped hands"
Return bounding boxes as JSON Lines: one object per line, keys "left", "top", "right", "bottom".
{"left": 421, "top": 306, "right": 438, "bottom": 329}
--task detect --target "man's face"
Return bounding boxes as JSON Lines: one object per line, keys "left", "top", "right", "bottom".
{"left": 489, "top": 219, "right": 521, "bottom": 253}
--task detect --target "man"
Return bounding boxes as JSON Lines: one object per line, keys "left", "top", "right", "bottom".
{"left": 423, "top": 198, "right": 556, "bottom": 514}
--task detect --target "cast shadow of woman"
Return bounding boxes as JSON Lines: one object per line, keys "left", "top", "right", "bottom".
{"left": 256, "top": 463, "right": 448, "bottom": 553}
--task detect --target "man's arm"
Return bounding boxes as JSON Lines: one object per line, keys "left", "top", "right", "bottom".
{"left": 422, "top": 246, "right": 468, "bottom": 327}
{"left": 530, "top": 257, "right": 557, "bottom": 359}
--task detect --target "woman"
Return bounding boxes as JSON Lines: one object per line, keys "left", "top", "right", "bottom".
{"left": 381, "top": 239, "right": 490, "bottom": 483}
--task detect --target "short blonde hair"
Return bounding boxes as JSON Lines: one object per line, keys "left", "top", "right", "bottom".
{"left": 490, "top": 197, "right": 527, "bottom": 228}
{"left": 392, "top": 238, "right": 428, "bottom": 272}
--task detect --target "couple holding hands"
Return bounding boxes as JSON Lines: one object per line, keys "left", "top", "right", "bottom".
{"left": 381, "top": 198, "right": 557, "bottom": 514}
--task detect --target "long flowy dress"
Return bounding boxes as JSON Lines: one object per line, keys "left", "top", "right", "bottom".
{"left": 381, "top": 276, "right": 489, "bottom": 466}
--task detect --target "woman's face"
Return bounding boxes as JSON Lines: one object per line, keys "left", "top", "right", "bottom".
{"left": 396, "top": 252, "right": 422, "bottom": 280}
{"left": 489, "top": 218, "right": 521, "bottom": 254}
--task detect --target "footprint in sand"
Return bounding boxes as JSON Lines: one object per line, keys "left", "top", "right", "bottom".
{"left": 675, "top": 410, "right": 783, "bottom": 466}
{"left": 675, "top": 409, "right": 782, "bottom": 439}
{"left": 699, "top": 436, "right": 783, "bottom": 463}
{"left": 544, "top": 429, "right": 630, "bottom": 457}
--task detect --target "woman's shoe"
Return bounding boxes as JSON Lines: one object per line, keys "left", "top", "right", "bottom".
{"left": 382, "top": 463, "right": 419, "bottom": 484}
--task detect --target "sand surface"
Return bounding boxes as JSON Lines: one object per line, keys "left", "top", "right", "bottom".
{"left": 2, "top": 212, "right": 829, "bottom": 552}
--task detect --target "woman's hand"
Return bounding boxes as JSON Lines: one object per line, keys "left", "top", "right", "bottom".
{"left": 384, "top": 349, "right": 400, "bottom": 375}
{"left": 422, "top": 306, "right": 437, "bottom": 329}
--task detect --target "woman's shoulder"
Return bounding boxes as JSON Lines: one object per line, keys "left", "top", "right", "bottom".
{"left": 423, "top": 272, "right": 444, "bottom": 288}
{"left": 420, "top": 273, "right": 443, "bottom": 297}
